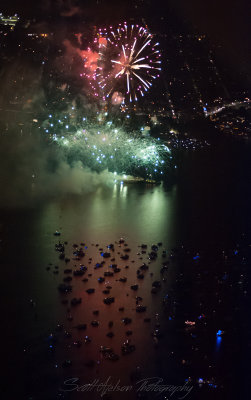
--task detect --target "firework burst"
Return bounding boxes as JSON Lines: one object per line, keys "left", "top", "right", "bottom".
{"left": 83, "top": 23, "right": 161, "bottom": 104}
{"left": 43, "top": 112, "right": 172, "bottom": 181}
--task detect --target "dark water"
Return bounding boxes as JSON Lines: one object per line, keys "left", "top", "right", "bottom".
{"left": 0, "top": 138, "right": 250, "bottom": 400}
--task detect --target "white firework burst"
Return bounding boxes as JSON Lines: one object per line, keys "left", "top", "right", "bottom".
{"left": 94, "top": 23, "right": 162, "bottom": 103}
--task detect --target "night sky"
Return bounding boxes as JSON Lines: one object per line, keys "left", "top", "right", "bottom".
{"left": 0, "top": 0, "right": 250, "bottom": 78}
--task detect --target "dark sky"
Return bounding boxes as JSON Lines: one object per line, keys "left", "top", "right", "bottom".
{"left": 168, "top": 0, "right": 250, "bottom": 75}
{"left": 1, "top": 0, "right": 250, "bottom": 77}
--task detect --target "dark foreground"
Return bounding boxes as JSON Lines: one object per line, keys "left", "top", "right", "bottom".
{"left": 0, "top": 138, "right": 250, "bottom": 400}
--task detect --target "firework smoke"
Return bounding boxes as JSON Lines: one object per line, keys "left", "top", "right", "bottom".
{"left": 42, "top": 110, "right": 172, "bottom": 181}
{"left": 0, "top": 124, "right": 128, "bottom": 208}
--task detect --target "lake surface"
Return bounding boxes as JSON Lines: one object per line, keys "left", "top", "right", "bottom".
{"left": 0, "top": 137, "right": 250, "bottom": 400}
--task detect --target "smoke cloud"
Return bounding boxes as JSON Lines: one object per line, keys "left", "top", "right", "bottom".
{"left": 60, "top": 6, "right": 81, "bottom": 17}
{"left": 0, "top": 128, "right": 118, "bottom": 208}
{"left": 63, "top": 39, "right": 99, "bottom": 75}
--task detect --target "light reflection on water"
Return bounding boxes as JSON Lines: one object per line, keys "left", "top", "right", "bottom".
{"left": 13, "top": 183, "right": 178, "bottom": 399}
{"left": 1, "top": 139, "right": 250, "bottom": 399}
{"left": 39, "top": 183, "right": 178, "bottom": 247}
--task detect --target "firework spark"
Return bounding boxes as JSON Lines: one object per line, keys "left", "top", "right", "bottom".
{"left": 82, "top": 23, "right": 161, "bottom": 104}
{"left": 43, "top": 112, "right": 172, "bottom": 181}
